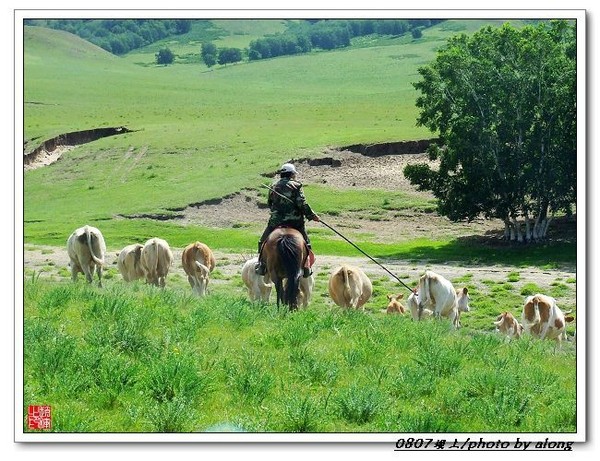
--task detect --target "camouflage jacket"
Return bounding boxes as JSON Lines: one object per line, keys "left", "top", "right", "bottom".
{"left": 267, "top": 177, "right": 316, "bottom": 225}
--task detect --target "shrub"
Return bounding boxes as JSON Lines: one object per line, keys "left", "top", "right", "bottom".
{"left": 156, "top": 48, "right": 174, "bottom": 65}
{"left": 281, "top": 394, "right": 321, "bottom": 432}
{"left": 336, "top": 384, "right": 384, "bottom": 424}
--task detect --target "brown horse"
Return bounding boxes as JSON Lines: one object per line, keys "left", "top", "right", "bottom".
{"left": 262, "top": 227, "right": 308, "bottom": 311}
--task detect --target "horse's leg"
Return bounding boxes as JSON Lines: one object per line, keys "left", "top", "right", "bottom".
{"left": 274, "top": 278, "right": 284, "bottom": 311}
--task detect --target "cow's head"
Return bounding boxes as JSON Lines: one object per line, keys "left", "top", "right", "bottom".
{"left": 405, "top": 291, "right": 433, "bottom": 320}
{"left": 194, "top": 262, "right": 210, "bottom": 296}
{"left": 456, "top": 287, "right": 470, "bottom": 312}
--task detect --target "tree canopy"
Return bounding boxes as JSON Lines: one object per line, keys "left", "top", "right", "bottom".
{"left": 404, "top": 21, "right": 576, "bottom": 242}
{"left": 155, "top": 48, "right": 174, "bottom": 65}
{"left": 25, "top": 19, "right": 195, "bottom": 55}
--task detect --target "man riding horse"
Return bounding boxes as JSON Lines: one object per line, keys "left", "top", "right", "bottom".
{"left": 256, "top": 163, "right": 319, "bottom": 278}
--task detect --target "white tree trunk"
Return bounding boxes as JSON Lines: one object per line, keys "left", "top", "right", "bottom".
{"left": 525, "top": 215, "right": 532, "bottom": 242}
{"left": 504, "top": 220, "right": 511, "bottom": 240}
{"left": 512, "top": 217, "right": 523, "bottom": 242}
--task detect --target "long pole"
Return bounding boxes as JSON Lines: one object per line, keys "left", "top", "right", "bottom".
{"left": 262, "top": 183, "right": 414, "bottom": 294}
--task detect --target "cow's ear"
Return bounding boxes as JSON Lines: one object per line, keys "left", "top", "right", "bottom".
{"left": 462, "top": 287, "right": 469, "bottom": 294}
{"left": 397, "top": 293, "right": 404, "bottom": 299}
{"left": 565, "top": 316, "right": 575, "bottom": 323}
{"left": 387, "top": 294, "right": 392, "bottom": 301}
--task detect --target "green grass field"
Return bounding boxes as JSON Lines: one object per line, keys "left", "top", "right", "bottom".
{"left": 23, "top": 274, "right": 576, "bottom": 433}
{"left": 22, "top": 19, "right": 578, "bottom": 436}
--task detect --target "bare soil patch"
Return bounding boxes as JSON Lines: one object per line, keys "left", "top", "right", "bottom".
{"left": 178, "top": 150, "right": 505, "bottom": 243}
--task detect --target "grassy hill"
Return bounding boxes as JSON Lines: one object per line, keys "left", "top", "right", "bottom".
{"left": 22, "top": 18, "right": 550, "bottom": 254}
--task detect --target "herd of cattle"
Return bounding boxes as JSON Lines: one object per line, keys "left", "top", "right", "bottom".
{"left": 66, "top": 225, "right": 575, "bottom": 345}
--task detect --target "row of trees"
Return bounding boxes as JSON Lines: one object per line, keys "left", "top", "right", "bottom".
{"left": 246, "top": 19, "right": 440, "bottom": 60}
{"left": 25, "top": 19, "right": 193, "bottom": 55}
{"left": 404, "top": 21, "right": 576, "bottom": 242}
{"left": 194, "top": 19, "right": 440, "bottom": 67}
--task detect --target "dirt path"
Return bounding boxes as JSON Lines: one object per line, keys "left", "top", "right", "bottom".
{"left": 23, "top": 244, "right": 576, "bottom": 307}
{"left": 23, "top": 147, "right": 576, "bottom": 308}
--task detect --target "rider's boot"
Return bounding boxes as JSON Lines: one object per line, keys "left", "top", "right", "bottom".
{"left": 255, "top": 241, "right": 267, "bottom": 275}
{"left": 303, "top": 243, "right": 313, "bottom": 278}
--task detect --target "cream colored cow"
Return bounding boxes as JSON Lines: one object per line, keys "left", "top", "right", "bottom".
{"left": 141, "top": 237, "right": 174, "bottom": 287}
{"left": 66, "top": 225, "right": 106, "bottom": 286}
{"left": 182, "top": 241, "right": 216, "bottom": 296}
{"left": 117, "top": 243, "right": 144, "bottom": 282}
{"left": 328, "top": 264, "right": 372, "bottom": 309}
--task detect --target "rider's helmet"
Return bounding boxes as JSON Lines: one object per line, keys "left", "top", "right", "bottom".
{"left": 279, "top": 163, "right": 297, "bottom": 175}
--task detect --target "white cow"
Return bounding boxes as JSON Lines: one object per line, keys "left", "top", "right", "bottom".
{"left": 328, "top": 265, "right": 372, "bottom": 309}
{"left": 411, "top": 270, "right": 470, "bottom": 328}
{"left": 66, "top": 225, "right": 106, "bottom": 286}
{"left": 117, "top": 243, "right": 145, "bottom": 282}
{"left": 298, "top": 272, "right": 315, "bottom": 308}
{"left": 522, "top": 294, "right": 574, "bottom": 344}
{"left": 182, "top": 241, "right": 216, "bottom": 296}
{"left": 242, "top": 257, "right": 272, "bottom": 302}
{"left": 141, "top": 237, "right": 174, "bottom": 287}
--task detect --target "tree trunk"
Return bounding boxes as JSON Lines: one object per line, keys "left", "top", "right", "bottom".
{"left": 504, "top": 220, "right": 511, "bottom": 240}
{"left": 525, "top": 215, "right": 532, "bottom": 242}
{"left": 512, "top": 217, "right": 523, "bottom": 243}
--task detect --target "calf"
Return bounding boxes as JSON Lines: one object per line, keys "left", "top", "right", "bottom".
{"left": 328, "top": 264, "right": 372, "bottom": 309}
{"left": 117, "top": 243, "right": 144, "bottom": 282}
{"left": 66, "top": 225, "right": 106, "bottom": 286}
{"left": 522, "top": 294, "right": 574, "bottom": 343}
{"left": 493, "top": 311, "right": 524, "bottom": 340}
{"left": 385, "top": 293, "right": 406, "bottom": 314}
{"left": 182, "top": 241, "right": 216, "bottom": 296}
{"left": 242, "top": 256, "right": 272, "bottom": 302}
{"left": 414, "top": 270, "right": 470, "bottom": 328}
{"left": 141, "top": 237, "right": 174, "bottom": 287}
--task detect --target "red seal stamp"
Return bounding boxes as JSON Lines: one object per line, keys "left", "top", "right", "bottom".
{"left": 27, "top": 405, "right": 52, "bottom": 430}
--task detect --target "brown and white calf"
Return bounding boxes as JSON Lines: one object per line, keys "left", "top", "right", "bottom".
{"left": 493, "top": 311, "right": 524, "bottom": 340}
{"left": 117, "top": 243, "right": 145, "bottom": 282}
{"left": 141, "top": 237, "right": 174, "bottom": 287}
{"left": 328, "top": 264, "right": 372, "bottom": 309}
{"left": 410, "top": 270, "right": 470, "bottom": 328}
{"left": 66, "top": 225, "right": 106, "bottom": 286}
{"left": 182, "top": 241, "right": 216, "bottom": 296}
{"left": 242, "top": 256, "right": 272, "bottom": 302}
{"left": 522, "top": 294, "right": 574, "bottom": 343}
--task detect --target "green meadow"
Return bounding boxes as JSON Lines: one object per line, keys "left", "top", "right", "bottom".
{"left": 22, "top": 19, "right": 577, "bottom": 435}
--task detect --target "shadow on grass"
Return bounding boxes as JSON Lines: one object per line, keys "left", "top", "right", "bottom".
{"left": 377, "top": 237, "right": 576, "bottom": 270}
{"left": 376, "top": 215, "right": 577, "bottom": 269}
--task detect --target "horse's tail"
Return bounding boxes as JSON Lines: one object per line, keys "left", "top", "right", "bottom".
{"left": 277, "top": 235, "right": 302, "bottom": 307}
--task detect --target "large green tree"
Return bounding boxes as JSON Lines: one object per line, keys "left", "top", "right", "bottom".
{"left": 404, "top": 21, "right": 576, "bottom": 242}
{"left": 201, "top": 42, "right": 217, "bottom": 67}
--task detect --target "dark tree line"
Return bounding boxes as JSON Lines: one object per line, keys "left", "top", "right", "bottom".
{"left": 247, "top": 19, "right": 442, "bottom": 60}
{"left": 25, "top": 19, "right": 193, "bottom": 55}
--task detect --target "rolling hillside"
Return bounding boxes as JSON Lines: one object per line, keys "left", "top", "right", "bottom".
{"left": 23, "top": 19, "right": 535, "bottom": 250}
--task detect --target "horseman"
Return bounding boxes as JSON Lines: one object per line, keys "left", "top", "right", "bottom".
{"left": 255, "top": 162, "right": 320, "bottom": 277}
